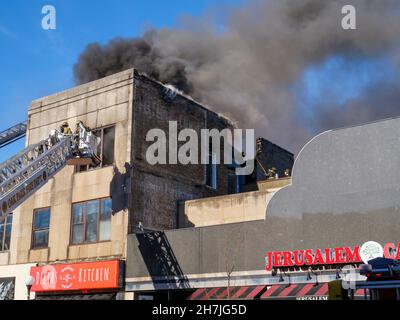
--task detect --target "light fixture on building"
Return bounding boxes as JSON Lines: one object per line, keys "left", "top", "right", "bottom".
{"left": 306, "top": 270, "right": 312, "bottom": 281}
{"left": 279, "top": 270, "right": 284, "bottom": 282}
{"left": 25, "top": 276, "right": 35, "bottom": 300}
{"left": 312, "top": 270, "right": 319, "bottom": 287}
{"left": 335, "top": 268, "right": 341, "bottom": 279}
{"left": 285, "top": 273, "right": 291, "bottom": 288}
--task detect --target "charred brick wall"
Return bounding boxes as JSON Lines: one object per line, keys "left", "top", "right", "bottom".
{"left": 129, "top": 72, "right": 235, "bottom": 231}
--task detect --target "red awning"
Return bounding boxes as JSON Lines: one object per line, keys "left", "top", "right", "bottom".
{"left": 187, "top": 288, "right": 206, "bottom": 300}
{"left": 355, "top": 289, "right": 365, "bottom": 295}
{"left": 187, "top": 283, "right": 333, "bottom": 300}
{"left": 186, "top": 283, "right": 370, "bottom": 300}
{"left": 187, "top": 286, "right": 267, "bottom": 300}
{"left": 261, "top": 283, "right": 329, "bottom": 299}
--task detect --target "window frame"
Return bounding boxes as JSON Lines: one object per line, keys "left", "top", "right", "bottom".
{"left": 75, "top": 124, "right": 116, "bottom": 173}
{"left": 0, "top": 213, "right": 13, "bottom": 252}
{"left": 31, "top": 207, "right": 51, "bottom": 249}
{"left": 70, "top": 197, "right": 112, "bottom": 245}
{"left": 206, "top": 152, "right": 218, "bottom": 190}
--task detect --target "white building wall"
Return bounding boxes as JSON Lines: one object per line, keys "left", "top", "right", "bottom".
{"left": 0, "top": 263, "right": 36, "bottom": 300}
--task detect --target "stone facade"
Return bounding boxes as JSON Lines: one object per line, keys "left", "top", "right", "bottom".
{"left": 180, "top": 178, "right": 291, "bottom": 227}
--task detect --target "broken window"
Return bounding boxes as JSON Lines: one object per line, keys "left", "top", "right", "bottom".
{"left": 76, "top": 125, "right": 115, "bottom": 172}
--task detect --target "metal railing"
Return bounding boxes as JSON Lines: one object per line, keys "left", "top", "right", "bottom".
{"left": 0, "top": 137, "right": 73, "bottom": 217}
{"left": 0, "top": 122, "right": 27, "bottom": 149}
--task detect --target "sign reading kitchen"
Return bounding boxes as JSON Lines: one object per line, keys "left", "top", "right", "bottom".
{"left": 30, "top": 260, "right": 121, "bottom": 292}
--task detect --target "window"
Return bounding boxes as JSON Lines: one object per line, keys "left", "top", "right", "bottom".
{"left": 76, "top": 126, "right": 115, "bottom": 172}
{"left": 227, "top": 174, "right": 244, "bottom": 194}
{"left": 32, "top": 208, "right": 50, "bottom": 249}
{"left": 0, "top": 214, "right": 12, "bottom": 251}
{"left": 71, "top": 198, "right": 112, "bottom": 244}
{"left": 206, "top": 151, "right": 218, "bottom": 189}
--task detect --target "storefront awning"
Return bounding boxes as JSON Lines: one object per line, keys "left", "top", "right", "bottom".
{"left": 187, "top": 286, "right": 266, "bottom": 300}
{"left": 34, "top": 293, "right": 117, "bottom": 300}
{"left": 187, "top": 283, "right": 367, "bottom": 300}
{"left": 261, "top": 283, "right": 328, "bottom": 299}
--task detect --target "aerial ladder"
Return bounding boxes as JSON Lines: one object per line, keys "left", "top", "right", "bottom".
{"left": 0, "top": 121, "right": 27, "bottom": 149}
{"left": 0, "top": 122, "right": 100, "bottom": 222}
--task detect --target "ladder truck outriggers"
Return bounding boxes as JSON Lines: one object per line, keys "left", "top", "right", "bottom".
{"left": 0, "top": 121, "right": 101, "bottom": 222}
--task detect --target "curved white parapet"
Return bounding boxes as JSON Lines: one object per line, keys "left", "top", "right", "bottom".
{"left": 267, "top": 116, "right": 400, "bottom": 219}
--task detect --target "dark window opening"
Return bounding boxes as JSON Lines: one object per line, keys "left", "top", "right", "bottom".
{"left": 206, "top": 141, "right": 217, "bottom": 189}
{"left": 76, "top": 126, "right": 115, "bottom": 172}
{"left": 228, "top": 174, "right": 244, "bottom": 194}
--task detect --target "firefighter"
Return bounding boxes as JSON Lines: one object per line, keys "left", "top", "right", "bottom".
{"left": 284, "top": 169, "right": 290, "bottom": 177}
{"left": 60, "top": 122, "right": 72, "bottom": 135}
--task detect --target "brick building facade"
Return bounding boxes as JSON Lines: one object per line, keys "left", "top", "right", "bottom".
{"left": 129, "top": 73, "right": 236, "bottom": 231}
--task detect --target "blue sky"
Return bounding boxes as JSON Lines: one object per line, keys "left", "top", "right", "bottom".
{"left": 0, "top": 0, "right": 241, "bottom": 162}
{"left": 295, "top": 54, "right": 398, "bottom": 133}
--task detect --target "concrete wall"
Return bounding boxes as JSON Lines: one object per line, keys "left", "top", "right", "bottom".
{"left": 9, "top": 69, "right": 134, "bottom": 265}
{"left": 182, "top": 191, "right": 271, "bottom": 227}
{"left": 180, "top": 178, "right": 291, "bottom": 227}
{"left": 256, "top": 177, "right": 291, "bottom": 191}
{"left": 0, "top": 264, "right": 36, "bottom": 300}
{"left": 126, "top": 117, "right": 400, "bottom": 282}
{"left": 181, "top": 189, "right": 286, "bottom": 228}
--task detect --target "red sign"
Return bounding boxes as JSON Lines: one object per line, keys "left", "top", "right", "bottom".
{"left": 265, "top": 242, "right": 400, "bottom": 271}
{"left": 30, "top": 260, "right": 121, "bottom": 292}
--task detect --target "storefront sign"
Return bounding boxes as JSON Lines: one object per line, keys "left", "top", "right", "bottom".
{"left": 359, "top": 241, "right": 384, "bottom": 264}
{"left": 265, "top": 242, "right": 400, "bottom": 271}
{"left": 30, "top": 260, "right": 121, "bottom": 292}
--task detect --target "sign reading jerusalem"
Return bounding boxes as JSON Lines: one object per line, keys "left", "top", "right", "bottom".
{"left": 30, "top": 260, "right": 121, "bottom": 292}
{"left": 265, "top": 241, "right": 400, "bottom": 271}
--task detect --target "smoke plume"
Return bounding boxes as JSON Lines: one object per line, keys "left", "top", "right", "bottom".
{"left": 74, "top": 0, "right": 400, "bottom": 154}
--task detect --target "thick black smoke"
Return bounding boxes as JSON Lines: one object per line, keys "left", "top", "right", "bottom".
{"left": 74, "top": 0, "right": 400, "bottom": 154}
{"left": 74, "top": 37, "right": 193, "bottom": 93}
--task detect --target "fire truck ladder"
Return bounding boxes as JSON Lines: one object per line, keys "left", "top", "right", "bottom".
{"left": 0, "top": 123, "right": 99, "bottom": 220}
{"left": 0, "top": 122, "right": 27, "bottom": 149}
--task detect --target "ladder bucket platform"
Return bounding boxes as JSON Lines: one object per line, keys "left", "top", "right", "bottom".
{"left": 66, "top": 157, "right": 95, "bottom": 166}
